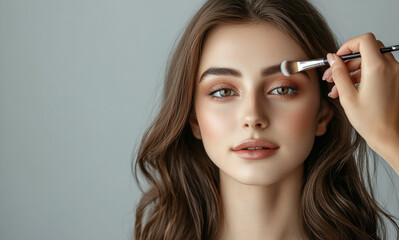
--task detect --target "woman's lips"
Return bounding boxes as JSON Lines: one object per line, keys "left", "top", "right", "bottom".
{"left": 232, "top": 148, "right": 279, "bottom": 160}
{"left": 232, "top": 139, "right": 279, "bottom": 160}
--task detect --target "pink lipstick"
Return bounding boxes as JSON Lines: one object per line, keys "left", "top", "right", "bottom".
{"left": 232, "top": 139, "right": 279, "bottom": 160}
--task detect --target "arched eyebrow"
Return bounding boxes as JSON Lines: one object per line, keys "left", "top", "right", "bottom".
{"left": 199, "top": 64, "right": 282, "bottom": 82}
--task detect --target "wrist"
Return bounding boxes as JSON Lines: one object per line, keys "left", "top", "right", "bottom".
{"left": 377, "top": 135, "right": 399, "bottom": 175}
{"left": 371, "top": 134, "right": 399, "bottom": 174}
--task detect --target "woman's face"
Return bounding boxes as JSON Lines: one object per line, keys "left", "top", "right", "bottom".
{"left": 190, "top": 23, "right": 332, "bottom": 186}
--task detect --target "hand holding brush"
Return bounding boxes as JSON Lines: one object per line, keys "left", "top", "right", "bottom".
{"left": 317, "top": 34, "right": 399, "bottom": 174}
{"left": 280, "top": 45, "right": 398, "bottom": 76}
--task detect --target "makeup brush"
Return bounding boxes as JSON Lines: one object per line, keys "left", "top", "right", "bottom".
{"left": 280, "top": 45, "right": 399, "bottom": 77}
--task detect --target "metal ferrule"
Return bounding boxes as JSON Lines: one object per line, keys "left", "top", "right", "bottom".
{"left": 297, "top": 58, "right": 327, "bottom": 72}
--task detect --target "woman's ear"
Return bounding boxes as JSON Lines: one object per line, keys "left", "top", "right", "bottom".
{"left": 189, "top": 110, "right": 202, "bottom": 140}
{"left": 316, "top": 100, "right": 334, "bottom": 136}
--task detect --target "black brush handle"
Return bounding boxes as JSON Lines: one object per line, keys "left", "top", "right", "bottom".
{"left": 322, "top": 45, "right": 399, "bottom": 65}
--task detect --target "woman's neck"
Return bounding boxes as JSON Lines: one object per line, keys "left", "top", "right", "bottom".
{"left": 217, "top": 164, "right": 305, "bottom": 240}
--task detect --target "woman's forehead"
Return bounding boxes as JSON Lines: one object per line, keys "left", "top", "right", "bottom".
{"left": 198, "top": 23, "right": 311, "bottom": 80}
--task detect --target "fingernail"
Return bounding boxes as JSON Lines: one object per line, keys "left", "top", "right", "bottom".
{"left": 328, "top": 85, "right": 337, "bottom": 98}
{"left": 327, "top": 53, "right": 336, "bottom": 66}
{"left": 322, "top": 68, "right": 332, "bottom": 81}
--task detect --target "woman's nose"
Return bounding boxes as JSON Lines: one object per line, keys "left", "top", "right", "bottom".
{"left": 241, "top": 94, "right": 269, "bottom": 130}
{"left": 243, "top": 119, "right": 268, "bottom": 129}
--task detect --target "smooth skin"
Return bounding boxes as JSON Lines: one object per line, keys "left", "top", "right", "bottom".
{"left": 322, "top": 33, "right": 399, "bottom": 174}
{"left": 190, "top": 23, "right": 332, "bottom": 240}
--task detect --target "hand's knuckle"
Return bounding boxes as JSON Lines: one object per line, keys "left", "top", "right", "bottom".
{"left": 376, "top": 40, "right": 384, "bottom": 47}
{"left": 372, "top": 61, "right": 387, "bottom": 73}
{"left": 364, "top": 32, "right": 376, "bottom": 40}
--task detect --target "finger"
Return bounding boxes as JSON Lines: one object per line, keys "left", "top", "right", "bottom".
{"left": 322, "top": 68, "right": 332, "bottom": 82}
{"left": 376, "top": 40, "right": 397, "bottom": 62}
{"left": 324, "top": 59, "right": 362, "bottom": 83}
{"left": 323, "top": 62, "right": 358, "bottom": 83}
{"left": 345, "top": 58, "right": 362, "bottom": 73}
{"left": 328, "top": 72, "right": 361, "bottom": 99}
{"left": 350, "top": 70, "right": 361, "bottom": 84}
{"left": 328, "top": 85, "right": 338, "bottom": 98}
{"left": 328, "top": 53, "right": 358, "bottom": 103}
{"left": 336, "top": 33, "right": 383, "bottom": 66}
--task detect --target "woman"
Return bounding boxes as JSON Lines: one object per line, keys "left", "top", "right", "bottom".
{"left": 134, "top": 0, "right": 399, "bottom": 239}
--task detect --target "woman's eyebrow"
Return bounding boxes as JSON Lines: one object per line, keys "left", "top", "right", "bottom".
{"left": 199, "top": 64, "right": 282, "bottom": 82}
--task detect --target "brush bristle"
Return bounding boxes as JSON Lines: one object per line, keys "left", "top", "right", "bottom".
{"left": 280, "top": 60, "right": 298, "bottom": 77}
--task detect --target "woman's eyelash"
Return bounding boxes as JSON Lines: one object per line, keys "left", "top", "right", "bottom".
{"left": 208, "top": 85, "right": 298, "bottom": 100}
{"left": 209, "top": 87, "right": 237, "bottom": 98}
{"left": 269, "top": 86, "right": 298, "bottom": 97}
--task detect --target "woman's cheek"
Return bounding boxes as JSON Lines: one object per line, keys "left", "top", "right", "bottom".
{"left": 196, "top": 102, "right": 236, "bottom": 141}
{"left": 273, "top": 100, "right": 319, "bottom": 138}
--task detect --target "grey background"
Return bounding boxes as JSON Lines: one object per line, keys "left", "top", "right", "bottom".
{"left": 1, "top": 0, "right": 398, "bottom": 239}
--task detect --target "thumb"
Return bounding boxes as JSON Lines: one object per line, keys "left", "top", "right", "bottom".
{"left": 328, "top": 53, "right": 358, "bottom": 104}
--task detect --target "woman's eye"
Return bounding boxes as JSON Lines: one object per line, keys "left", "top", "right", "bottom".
{"left": 270, "top": 86, "right": 297, "bottom": 96}
{"left": 210, "top": 88, "right": 237, "bottom": 98}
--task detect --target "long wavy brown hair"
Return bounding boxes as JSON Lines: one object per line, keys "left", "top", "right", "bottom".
{"left": 133, "top": 0, "right": 399, "bottom": 239}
